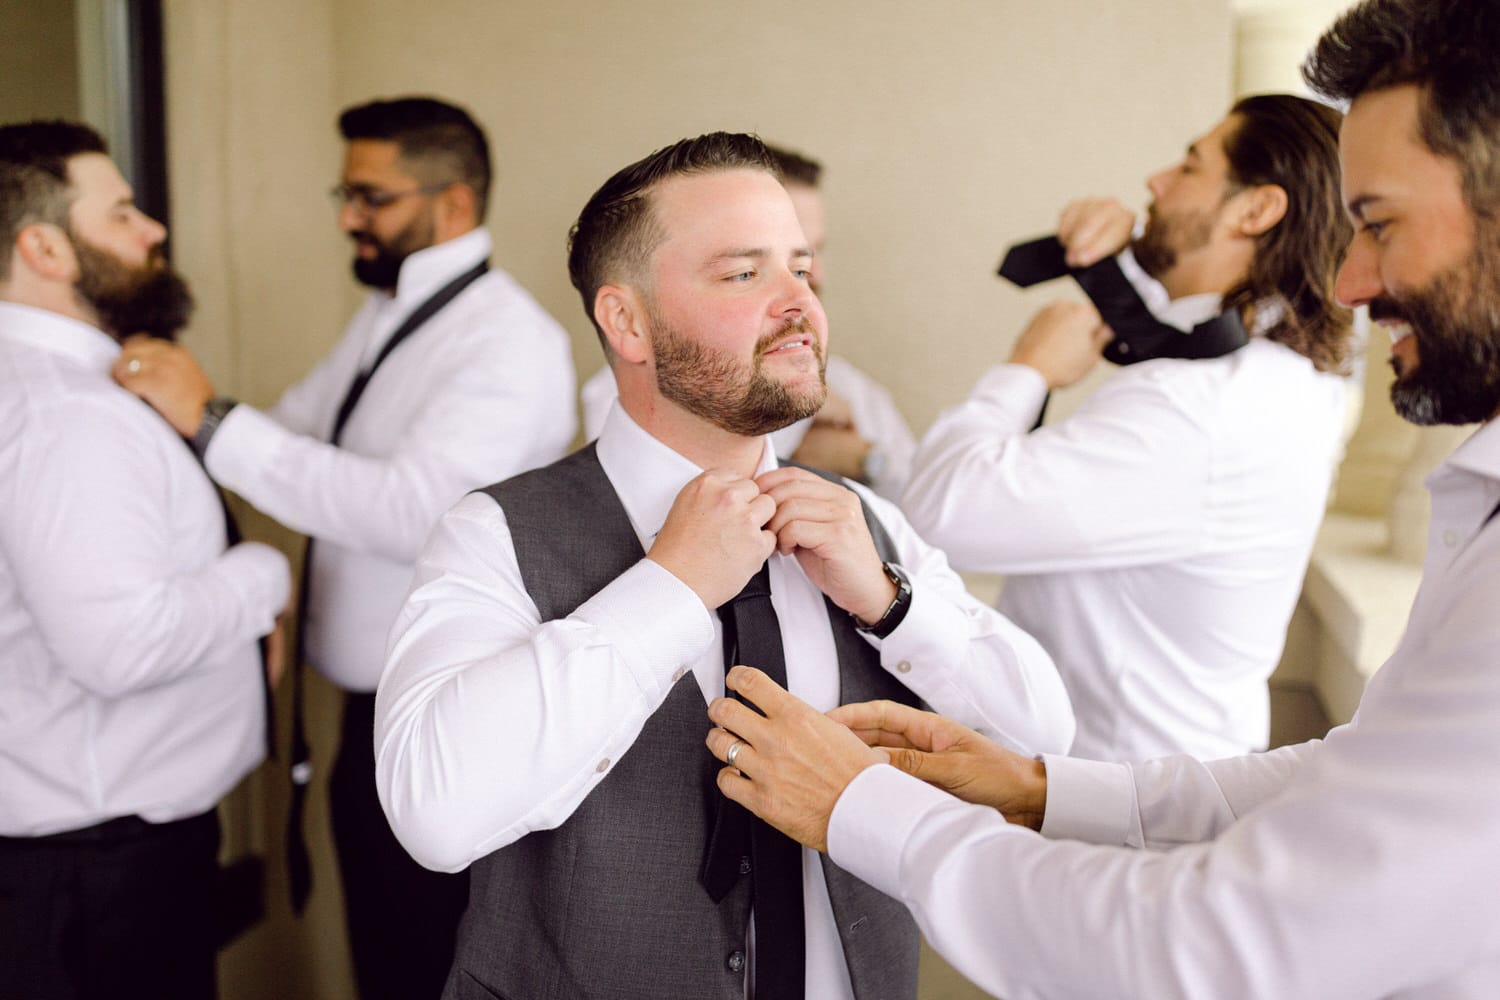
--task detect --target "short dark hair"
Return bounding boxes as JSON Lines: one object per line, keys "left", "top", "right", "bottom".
{"left": 339, "top": 96, "right": 492, "bottom": 219}
{"left": 1303, "top": 0, "right": 1500, "bottom": 220}
{"left": 766, "top": 144, "right": 822, "bottom": 189}
{"left": 0, "top": 120, "right": 107, "bottom": 281}
{"left": 1220, "top": 94, "right": 1353, "bottom": 374}
{"left": 566, "top": 131, "right": 779, "bottom": 346}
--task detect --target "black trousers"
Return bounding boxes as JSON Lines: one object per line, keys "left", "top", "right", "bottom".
{"left": 329, "top": 691, "right": 468, "bottom": 1000}
{"left": 0, "top": 809, "right": 221, "bottom": 1000}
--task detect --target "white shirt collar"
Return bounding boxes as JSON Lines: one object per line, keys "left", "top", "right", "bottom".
{"left": 0, "top": 301, "right": 119, "bottom": 374}
{"left": 1432, "top": 419, "right": 1500, "bottom": 491}
{"left": 594, "top": 400, "right": 776, "bottom": 548}
{"left": 391, "top": 226, "right": 492, "bottom": 306}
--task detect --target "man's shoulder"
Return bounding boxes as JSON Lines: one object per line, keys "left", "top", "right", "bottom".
{"left": 474, "top": 444, "right": 605, "bottom": 506}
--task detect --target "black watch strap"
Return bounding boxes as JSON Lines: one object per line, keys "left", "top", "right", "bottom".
{"left": 855, "top": 561, "right": 913, "bottom": 639}
{"left": 192, "top": 396, "right": 239, "bottom": 460}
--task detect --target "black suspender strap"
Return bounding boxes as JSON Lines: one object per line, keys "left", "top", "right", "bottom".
{"left": 286, "top": 258, "right": 489, "bottom": 915}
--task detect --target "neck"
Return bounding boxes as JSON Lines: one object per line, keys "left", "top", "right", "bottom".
{"left": 1158, "top": 245, "right": 1251, "bottom": 301}
{"left": 0, "top": 280, "right": 102, "bottom": 332}
{"left": 621, "top": 393, "right": 767, "bottom": 478}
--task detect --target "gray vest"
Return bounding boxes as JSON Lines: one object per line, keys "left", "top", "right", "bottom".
{"left": 443, "top": 444, "right": 920, "bottom": 1000}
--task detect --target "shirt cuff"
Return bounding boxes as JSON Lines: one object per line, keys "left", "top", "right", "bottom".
{"left": 204, "top": 403, "right": 280, "bottom": 492}
{"left": 828, "top": 763, "right": 948, "bottom": 899}
{"left": 871, "top": 563, "right": 968, "bottom": 689}
{"left": 1037, "top": 753, "right": 1136, "bottom": 845}
{"left": 219, "top": 540, "right": 293, "bottom": 637}
{"left": 970, "top": 364, "right": 1050, "bottom": 424}
{"left": 574, "top": 557, "right": 715, "bottom": 699}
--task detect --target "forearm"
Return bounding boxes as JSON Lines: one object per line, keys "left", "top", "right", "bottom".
{"left": 858, "top": 487, "right": 1076, "bottom": 755}
{"left": 374, "top": 504, "right": 713, "bottom": 871}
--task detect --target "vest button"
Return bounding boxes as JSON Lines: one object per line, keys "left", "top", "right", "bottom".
{"left": 738, "top": 855, "right": 752, "bottom": 875}
{"left": 727, "top": 950, "right": 746, "bottom": 973}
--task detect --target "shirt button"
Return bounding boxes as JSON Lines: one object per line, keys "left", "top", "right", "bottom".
{"left": 1443, "top": 528, "right": 1460, "bottom": 547}
{"left": 671, "top": 667, "right": 686, "bottom": 682}
{"left": 596, "top": 758, "right": 610, "bottom": 773}
{"left": 727, "top": 950, "right": 746, "bottom": 974}
{"left": 895, "top": 660, "right": 912, "bottom": 674}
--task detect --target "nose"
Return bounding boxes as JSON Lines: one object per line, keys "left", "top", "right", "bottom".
{"left": 337, "top": 198, "right": 365, "bottom": 233}
{"left": 774, "top": 266, "right": 815, "bottom": 317}
{"left": 141, "top": 212, "right": 167, "bottom": 248}
{"left": 1146, "top": 166, "right": 1173, "bottom": 200}
{"left": 1334, "top": 236, "right": 1381, "bottom": 308}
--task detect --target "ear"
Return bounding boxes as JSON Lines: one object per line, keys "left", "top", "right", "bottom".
{"left": 13, "top": 222, "right": 77, "bottom": 282}
{"left": 434, "top": 182, "right": 480, "bottom": 238}
{"left": 1233, "top": 183, "right": 1288, "bottom": 238}
{"left": 594, "top": 284, "right": 651, "bottom": 365}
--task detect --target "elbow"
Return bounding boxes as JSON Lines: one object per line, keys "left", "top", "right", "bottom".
{"left": 375, "top": 766, "right": 478, "bottom": 875}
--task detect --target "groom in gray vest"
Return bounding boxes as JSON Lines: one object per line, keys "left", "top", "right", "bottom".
{"left": 374, "top": 132, "right": 1075, "bottom": 1000}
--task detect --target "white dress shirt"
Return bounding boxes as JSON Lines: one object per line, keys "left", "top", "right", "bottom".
{"left": 0, "top": 303, "right": 290, "bottom": 836}
{"left": 376, "top": 404, "right": 1074, "bottom": 999}
{"left": 904, "top": 294, "right": 1346, "bottom": 760}
{"left": 580, "top": 354, "right": 918, "bottom": 499}
{"left": 830, "top": 418, "right": 1500, "bottom": 1000}
{"left": 206, "top": 227, "right": 576, "bottom": 690}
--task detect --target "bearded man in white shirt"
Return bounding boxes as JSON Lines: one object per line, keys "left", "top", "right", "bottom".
{"left": 903, "top": 93, "right": 1354, "bottom": 762}
{"left": 0, "top": 121, "right": 291, "bottom": 1000}
{"left": 374, "top": 131, "right": 1074, "bottom": 1000}
{"left": 580, "top": 142, "right": 919, "bottom": 499}
{"left": 114, "top": 97, "right": 576, "bottom": 999}
{"left": 706, "top": 3, "right": 1500, "bottom": 996}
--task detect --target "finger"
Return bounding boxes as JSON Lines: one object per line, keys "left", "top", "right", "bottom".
{"left": 754, "top": 465, "right": 832, "bottom": 494}
{"left": 1094, "top": 324, "right": 1116, "bottom": 348}
{"left": 704, "top": 726, "right": 758, "bottom": 773}
{"left": 707, "top": 693, "right": 774, "bottom": 748}
{"left": 844, "top": 727, "right": 921, "bottom": 750}
{"left": 884, "top": 746, "right": 938, "bottom": 780}
{"left": 715, "top": 764, "right": 759, "bottom": 814}
{"left": 724, "top": 664, "right": 801, "bottom": 719}
{"left": 829, "top": 700, "right": 939, "bottom": 748}
{"left": 764, "top": 496, "right": 847, "bottom": 538}
{"left": 748, "top": 492, "right": 777, "bottom": 528}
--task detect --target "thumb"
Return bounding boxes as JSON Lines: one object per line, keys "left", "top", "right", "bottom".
{"left": 884, "top": 746, "right": 932, "bottom": 780}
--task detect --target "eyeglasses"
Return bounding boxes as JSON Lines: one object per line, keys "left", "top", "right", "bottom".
{"left": 330, "top": 181, "right": 451, "bottom": 213}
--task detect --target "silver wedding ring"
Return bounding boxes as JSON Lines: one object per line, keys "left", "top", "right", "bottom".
{"left": 126, "top": 358, "right": 142, "bottom": 375}
{"left": 725, "top": 740, "right": 745, "bottom": 768}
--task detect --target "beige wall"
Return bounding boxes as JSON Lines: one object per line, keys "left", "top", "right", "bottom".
{"left": 159, "top": 2, "right": 1234, "bottom": 997}
{"left": 169, "top": 0, "right": 1236, "bottom": 439}
{"left": 1, "top": 2, "right": 81, "bottom": 123}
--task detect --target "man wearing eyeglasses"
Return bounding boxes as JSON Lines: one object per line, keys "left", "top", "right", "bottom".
{"left": 115, "top": 96, "right": 576, "bottom": 1000}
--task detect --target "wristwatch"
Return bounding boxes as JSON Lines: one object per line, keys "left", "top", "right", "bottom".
{"left": 854, "top": 561, "right": 913, "bottom": 639}
{"left": 191, "top": 396, "right": 239, "bottom": 460}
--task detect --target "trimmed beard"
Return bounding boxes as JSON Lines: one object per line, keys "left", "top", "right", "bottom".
{"left": 1374, "top": 240, "right": 1500, "bottom": 426}
{"left": 70, "top": 233, "right": 194, "bottom": 342}
{"left": 349, "top": 211, "right": 436, "bottom": 289}
{"left": 1131, "top": 202, "right": 1215, "bottom": 282}
{"left": 652, "top": 314, "right": 827, "bottom": 437}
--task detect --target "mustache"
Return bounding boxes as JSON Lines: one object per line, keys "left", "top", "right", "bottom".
{"left": 1368, "top": 297, "right": 1407, "bottom": 324}
{"left": 754, "top": 316, "right": 820, "bottom": 356}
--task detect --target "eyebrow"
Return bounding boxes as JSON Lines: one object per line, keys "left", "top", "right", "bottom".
{"left": 1345, "top": 194, "right": 1381, "bottom": 220}
{"left": 708, "top": 245, "right": 814, "bottom": 264}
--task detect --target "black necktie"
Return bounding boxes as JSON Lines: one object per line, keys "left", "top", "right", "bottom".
{"left": 285, "top": 258, "right": 490, "bottom": 915}
{"left": 703, "top": 562, "right": 806, "bottom": 999}
{"left": 998, "top": 235, "right": 1249, "bottom": 365}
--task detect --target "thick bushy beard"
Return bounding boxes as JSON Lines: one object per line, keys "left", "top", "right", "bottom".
{"left": 1131, "top": 203, "right": 1214, "bottom": 282}
{"left": 653, "top": 314, "right": 827, "bottom": 437}
{"left": 1374, "top": 243, "right": 1500, "bottom": 426}
{"left": 71, "top": 235, "right": 194, "bottom": 342}
{"left": 349, "top": 211, "right": 435, "bottom": 289}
